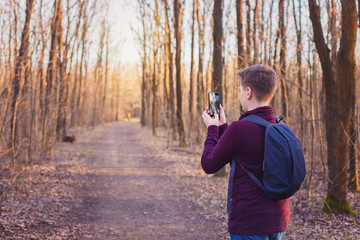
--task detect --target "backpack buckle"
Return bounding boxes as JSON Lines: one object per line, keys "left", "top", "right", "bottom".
{"left": 276, "top": 116, "right": 284, "bottom": 123}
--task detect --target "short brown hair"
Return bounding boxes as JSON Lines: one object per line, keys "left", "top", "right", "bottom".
{"left": 237, "top": 64, "right": 278, "bottom": 102}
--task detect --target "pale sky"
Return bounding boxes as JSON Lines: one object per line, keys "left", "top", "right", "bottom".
{"left": 108, "top": 0, "right": 140, "bottom": 64}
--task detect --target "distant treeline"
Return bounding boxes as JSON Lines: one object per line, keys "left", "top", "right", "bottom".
{"left": 0, "top": 0, "right": 139, "bottom": 204}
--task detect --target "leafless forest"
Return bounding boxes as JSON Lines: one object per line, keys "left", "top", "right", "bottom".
{"left": 0, "top": 0, "right": 140, "bottom": 207}
{"left": 0, "top": 0, "right": 359, "bottom": 227}
{"left": 135, "top": 0, "right": 360, "bottom": 214}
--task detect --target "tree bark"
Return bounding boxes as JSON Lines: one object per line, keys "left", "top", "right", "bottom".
{"left": 267, "top": 0, "right": 274, "bottom": 67}
{"left": 358, "top": 0, "right": 360, "bottom": 27}
{"left": 188, "top": 0, "right": 195, "bottom": 126}
{"left": 195, "top": 0, "right": 205, "bottom": 143}
{"left": 9, "top": 0, "right": 35, "bottom": 152}
{"left": 212, "top": 0, "right": 223, "bottom": 102}
{"left": 279, "top": 0, "right": 289, "bottom": 122}
{"left": 292, "top": 0, "right": 304, "bottom": 140}
{"left": 43, "top": 0, "right": 61, "bottom": 146}
{"left": 212, "top": 0, "right": 226, "bottom": 177}
{"left": 348, "top": 100, "right": 359, "bottom": 191}
{"left": 163, "top": 0, "right": 177, "bottom": 139}
{"left": 56, "top": 0, "right": 66, "bottom": 140}
{"left": 308, "top": 0, "right": 358, "bottom": 215}
{"left": 236, "top": 0, "right": 245, "bottom": 69}
{"left": 9, "top": 0, "right": 35, "bottom": 166}
{"left": 174, "top": 0, "right": 186, "bottom": 146}
{"left": 253, "top": 0, "right": 259, "bottom": 64}
{"left": 245, "top": 0, "right": 251, "bottom": 65}
{"left": 151, "top": 0, "right": 161, "bottom": 135}
{"left": 103, "top": 20, "right": 109, "bottom": 121}
{"left": 139, "top": 0, "right": 147, "bottom": 126}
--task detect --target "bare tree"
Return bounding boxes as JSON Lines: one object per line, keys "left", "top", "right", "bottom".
{"left": 279, "top": 0, "right": 289, "bottom": 122}
{"left": 212, "top": 0, "right": 226, "bottom": 177}
{"left": 292, "top": 0, "right": 305, "bottom": 140}
{"left": 9, "top": 0, "right": 35, "bottom": 166}
{"left": 195, "top": 0, "right": 205, "bottom": 143}
{"left": 174, "top": 0, "right": 186, "bottom": 146}
{"left": 188, "top": 0, "right": 196, "bottom": 127}
{"left": 245, "top": 0, "right": 251, "bottom": 65}
{"left": 56, "top": 0, "right": 66, "bottom": 140}
{"left": 162, "top": 0, "right": 177, "bottom": 139}
{"left": 308, "top": 0, "right": 358, "bottom": 215}
{"left": 349, "top": 99, "right": 359, "bottom": 191}
{"left": 252, "top": 0, "right": 259, "bottom": 64}
{"left": 139, "top": 0, "right": 147, "bottom": 126}
{"left": 43, "top": 0, "right": 62, "bottom": 147}
{"left": 236, "top": 0, "right": 245, "bottom": 69}
{"left": 212, "top": 0, "right": 223, "bottom": 101}
{"left": 150, "top": 0, "right": 161, "bottom": 135}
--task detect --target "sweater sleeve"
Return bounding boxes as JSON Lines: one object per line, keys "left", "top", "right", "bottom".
{"left": 219, "top": 123, "right": 228, "bottom": 137}
{"left": 201, "top": 122, "right": 241, "bottom": 174}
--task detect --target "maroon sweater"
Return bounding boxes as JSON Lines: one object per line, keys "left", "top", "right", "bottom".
{"left": 201, "top": 106, "right": 290, "bottom": 235}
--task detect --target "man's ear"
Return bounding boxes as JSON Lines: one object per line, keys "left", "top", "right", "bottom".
{"left": 246, "top": 87, "right": 252, "bottom": 100}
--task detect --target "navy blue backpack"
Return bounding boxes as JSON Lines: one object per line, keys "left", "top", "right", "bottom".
{"left": 227, "top": 115, "right": 306, "bottom": 213}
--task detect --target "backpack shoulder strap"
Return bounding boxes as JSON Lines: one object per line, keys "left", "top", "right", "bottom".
{"left": 242, "top": 115, "right": 271, "bottom": 127}
{"left": 227, "top": 160, "right": 266, "bottom": 214}
{"left": 227, "top": 160, "right": 236, "bottom": 214}
{"left": 238, "top": 162, "right": 265, "bottom": 191}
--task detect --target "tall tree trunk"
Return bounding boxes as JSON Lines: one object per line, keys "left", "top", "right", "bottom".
{"left": 37, "top": 0, "right": 46, "bottom": 153}
{"left": 329, "top": 0, "right": 338, "bottom": 64}
{"left": 212, "top": 0, "right": 223, "bottom": 102}
{"left": 213, "top": 0, "right": 225, "bottom": 177}
{"left": 348, "top": 0, "right": 359, "bottom": 192}
{"left": 103, "top": 21, "right": 109, "bottom": 121}
{"left": 75, "top": 8, "right": 88, "bottom": 126}
{"left": 252, "top": 0, "right": 259, "bottom": 64}
{"left": 10, "top": 0, "right": 35, "bottom": 166}
{"left": 236, "top": 0, "right": 245, "bottom": 69}
{"left": 56, "top": 0, "right": 65, "bottom": 140}
{"left": 308, "top": 0, "right": 358, "bottom": 215}
{"left": 279, "top": 0, "right": 289, "bottom": 122}
{"left": 43, "top": 0, "right": 61, "bottom": 146}
{"left": 151, "top": 0, "right": 161, "bottom": 135}
{"left": 92, "top": 19, "right": 106, "bottom": 126}
{"left": 358, "top": 0, "right": 360, "bottom": 25}
{"left": 174, "top": 0, "right": 186, "bottom": 146}
{"left": 245, "top": 0, "right": 251, "bottom": 66}
{"left": 292, "top": 0, "right": 304, "bottom": 139}
{"left": 163, "top": 0, "right": 176, "bottom": 139}
{"left": 65, "top": 0, "right": 83, "bottom": 128}
{"left": 151, "top": 47, "right": 158, "bottom": 135}
{"left": 195, "top": 0, "right": 205, "bottom": 143}
{"left": 268, "top": 0, "right": 274, "bottom": 66}
{"left": 260, "top": 0, "right": 265, "bottom": 64}
{"left": 162, "top": 1, "right": 170, "bottom": 131}
{"left": 139, "top": 1, "right": 147, "bottom": 126}
{"left": 188, "top": 0, "right": 195, "bottom": 130}
{"left": 349, "top": 100, "right": 359, "bottom": 191}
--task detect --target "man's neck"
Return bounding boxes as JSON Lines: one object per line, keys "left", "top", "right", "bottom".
{"left": 247, "top": 101, "right": 269, "bottom": 112}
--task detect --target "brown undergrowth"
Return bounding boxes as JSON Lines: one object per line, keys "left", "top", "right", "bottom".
{"left": 0, "top": 121, "right": 359, "bottom": 239}
{"left": 143, "top": 126, "right": 360, "bottom": 240}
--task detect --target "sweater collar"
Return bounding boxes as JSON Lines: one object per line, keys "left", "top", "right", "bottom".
{"left": 239, "top": 106, "right": 275, "bottom": 121}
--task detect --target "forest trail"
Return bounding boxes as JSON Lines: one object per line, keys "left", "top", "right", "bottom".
{"left": 1, "top": 121, "right": 359, "bottom": 239}
{"left": 65, "top": 121, "right": 222, "bottom": 239}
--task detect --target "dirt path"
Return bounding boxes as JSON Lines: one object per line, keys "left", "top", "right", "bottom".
{"left": 1, "top": 121, "right": 359, "bottom": 239}
{"left": 65, "top": 121, "right": 223, "bottom": 239}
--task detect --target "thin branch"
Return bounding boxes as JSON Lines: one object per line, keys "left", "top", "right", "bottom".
{"left": 279, "top": 75, "right": 311, "bottom": 98}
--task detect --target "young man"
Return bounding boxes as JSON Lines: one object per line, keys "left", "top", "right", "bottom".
{"left": 201, "top": 65, "right": 290, "bottom": 240}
